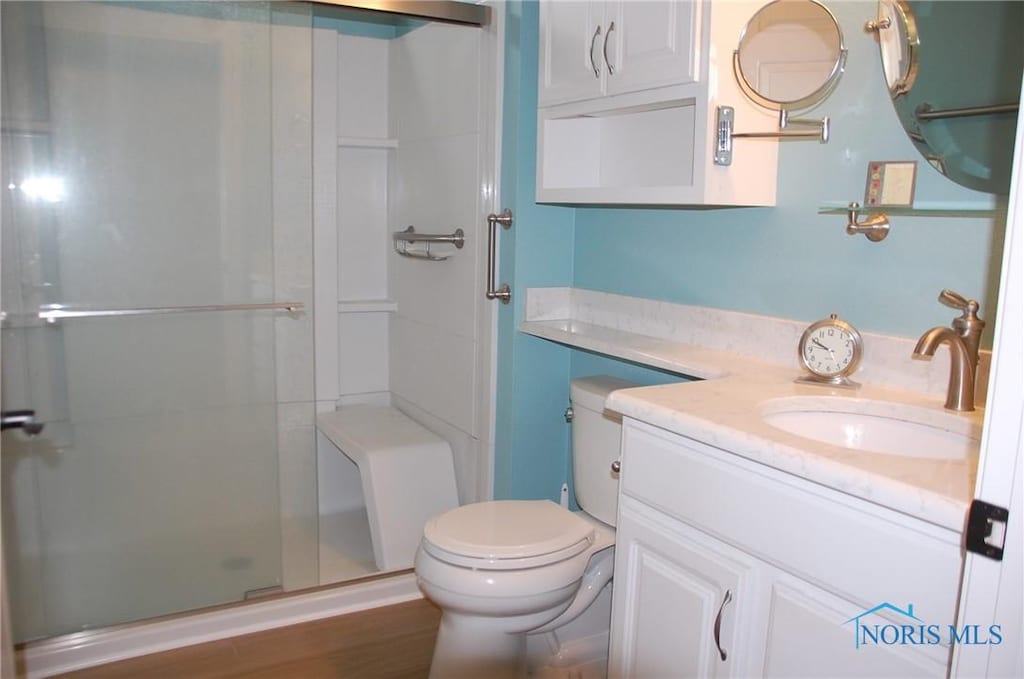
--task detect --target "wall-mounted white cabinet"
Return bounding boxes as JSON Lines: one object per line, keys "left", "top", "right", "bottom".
{"left": 536, "top": 0, "right": 778, "bottom": 206}
{"left": 609, "top": 421, "right": 961, "bottom": 678}
{"left": 538, "top": 0, "right": 699, "bottom": 107}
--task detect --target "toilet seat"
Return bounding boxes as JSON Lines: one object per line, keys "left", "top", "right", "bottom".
{"left": 422, "top": 500, "right": 596, "bottom": 570}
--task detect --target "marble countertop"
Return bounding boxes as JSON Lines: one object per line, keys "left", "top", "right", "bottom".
{"left": 607, "top": 360, "right": 981, "bottom": 534}
{"left": 521, "top": 287, "right": 985, "bottom": 534}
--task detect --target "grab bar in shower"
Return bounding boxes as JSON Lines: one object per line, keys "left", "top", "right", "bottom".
{"left": 392, "top": 226, "right": 464, "bottom": 261}
{"left": 915, "top": 102, "right": 1019, "bottom": 121}
{"left": 35, "top": 301, "right": 304, "bottom": 323}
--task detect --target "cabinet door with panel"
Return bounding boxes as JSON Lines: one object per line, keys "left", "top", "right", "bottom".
{"left": 538, "top": 0, "right": 606, "bottom": 107}
{"left": 760, "top": 568, "right": 949, "bottom": 678}
{"left": 604, "top": 0, "right": 701, "bottom": 96}
{"left": 609, "top": 498, "right": 757, "bottom": 679}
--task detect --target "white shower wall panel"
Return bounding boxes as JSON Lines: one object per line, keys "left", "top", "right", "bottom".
{"left": 388, "top": 134, "right": 481, "bottom": 340}
{"left": 338, "top": 148, "right": 390, "bottom": 302}
{"left": 385, "top": 20, "right": 487, "bottom": 504}
{"left": 336, "top": 35, "right": 390, "bottom": 139}
{"left": 338, "top": 311, "right": 390, "bottom": 396}
{"left": 389, "top": 315, "right": 476, "bottom": 441}
{"left": 387, "top": 23, "right": 481, "bottom": 141}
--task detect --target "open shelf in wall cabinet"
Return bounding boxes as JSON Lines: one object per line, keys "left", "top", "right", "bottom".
{"left": 337, "top": 136, "right": 398, "bottom": 149}
{"left": 535, "top": 85, "right": 778, "bottom": 207}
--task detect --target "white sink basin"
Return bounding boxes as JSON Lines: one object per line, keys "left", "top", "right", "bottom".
{"left": 759, "top": 396, "right": 980, "bottom": 460}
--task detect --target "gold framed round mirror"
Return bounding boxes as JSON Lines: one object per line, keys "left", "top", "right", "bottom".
{"left": 734, "top": 0, "right": 847, "bottom": 113}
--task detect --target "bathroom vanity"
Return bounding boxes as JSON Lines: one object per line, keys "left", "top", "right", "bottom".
{"left": 608, "top": 414, "right": 963, "bottom": 678}
{"left": 519, "top": 286, "right": 986, "bottom": 678}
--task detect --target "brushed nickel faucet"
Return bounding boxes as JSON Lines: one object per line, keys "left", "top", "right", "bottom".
{"left": 912, "top": 290, "right": 986, "bottom": 412}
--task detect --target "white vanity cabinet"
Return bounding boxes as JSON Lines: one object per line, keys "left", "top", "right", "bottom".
{"left": 538, "top": 0, "right": 699, "bottom": 108}
{"left": 610, "top": 498, "right": 757, "bottom": 678}
{"left": 609, "top": 419, "right": 964, "bottom": 678}
{"left": 536, "top": 0, "right": 779, "bottom": 206}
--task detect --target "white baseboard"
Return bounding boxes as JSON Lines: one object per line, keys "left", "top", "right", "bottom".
{"left": 21, "top": 573, "right": 422, "bottom": 678}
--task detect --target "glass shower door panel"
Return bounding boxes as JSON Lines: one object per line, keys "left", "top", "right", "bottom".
{"left": 1, "top": 1, "right": 309, "bottom": 641}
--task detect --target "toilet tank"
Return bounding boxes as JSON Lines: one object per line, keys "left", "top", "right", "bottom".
{"left": 570, "top": 376, "right": 638, "bottom": 527}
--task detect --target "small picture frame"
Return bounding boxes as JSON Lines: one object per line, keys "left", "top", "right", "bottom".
{"left": 864, "top": 161, "right": 917, "bottom": 207}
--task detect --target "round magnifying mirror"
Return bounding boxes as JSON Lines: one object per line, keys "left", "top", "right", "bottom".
{"left": 734, "top": 0, "right": 847, "bottom": 112}
{"left": 875, "top": 0, "right": 918, "bottom": 96}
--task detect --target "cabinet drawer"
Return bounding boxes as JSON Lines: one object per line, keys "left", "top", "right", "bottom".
{"left": 620, "top": 421, "right": 963, "bottom": 627}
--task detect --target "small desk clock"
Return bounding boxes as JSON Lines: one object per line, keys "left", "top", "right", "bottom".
{"left": 796, "top": 313, "right": 863, "bottom": 389}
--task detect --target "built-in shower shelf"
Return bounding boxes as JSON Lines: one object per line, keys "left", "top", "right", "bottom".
{"left": 337, "top": 136, "right": 398, "bottom": 149}
{"left": 337, "top": 299, "right": 397, "bottom": 314}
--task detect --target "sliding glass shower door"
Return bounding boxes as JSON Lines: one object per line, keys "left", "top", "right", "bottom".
{"left": 1, "top": 1, "right": 314, "bottom": 642}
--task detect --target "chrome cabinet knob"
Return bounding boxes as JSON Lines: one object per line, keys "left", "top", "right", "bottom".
{"left": 611, "top": 460, "right": 621, "bottom": 473}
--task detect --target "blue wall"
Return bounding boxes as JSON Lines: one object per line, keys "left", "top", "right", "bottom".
{"left": 495, "top": 0, "right": 1009, "bottom": 503}
{"left": 572, "top": 1, "right": 1005, "bottom": 341}
{"left": 494, "top": 1, "right": 576, "bottom": 501}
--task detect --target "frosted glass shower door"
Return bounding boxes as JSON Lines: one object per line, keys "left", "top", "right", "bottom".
{"left": 0, "top": 2, "right": 313, "bottom": 642}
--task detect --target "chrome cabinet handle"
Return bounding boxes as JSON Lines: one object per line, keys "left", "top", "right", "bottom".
{"left": 713, "top": 589, "right": 733, "bottom": 661}
{"left": 603, "top": 21, "right": 615, "bottom": 75}
{"left": 610, "top": 459, "right": 621, "bottom": 473}
{"left": 485, "top": 209, "right": 513, "bottom": 304}
{"left": 589, "top": 25, "right": 602, "bottom": 78}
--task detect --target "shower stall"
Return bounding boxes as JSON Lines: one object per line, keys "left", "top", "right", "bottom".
{"left": 1, "top": 0, "right": 499, "bottom": 654}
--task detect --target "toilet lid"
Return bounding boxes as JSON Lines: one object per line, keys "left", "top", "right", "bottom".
{"left": 422, "top": 500, "right": 595, "bottom": 569}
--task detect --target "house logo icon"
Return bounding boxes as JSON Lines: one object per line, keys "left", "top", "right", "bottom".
{"left": 843, "top": 602, "right": 923, "bottom": 649}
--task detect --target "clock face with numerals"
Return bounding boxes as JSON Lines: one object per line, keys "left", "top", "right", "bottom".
{"left": 799, "top": 315, "right": 863, "bottom": 379}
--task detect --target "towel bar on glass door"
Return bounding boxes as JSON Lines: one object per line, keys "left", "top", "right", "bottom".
{"left": 392, "top": 226, "right": 464, "bottom": 261}
{"left": 34, "top": 301, "right": 305, "bottom": 323}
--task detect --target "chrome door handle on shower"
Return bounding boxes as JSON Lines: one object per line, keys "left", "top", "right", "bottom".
{"left": 485, "top": 209, "right": 513, "bottom": 304}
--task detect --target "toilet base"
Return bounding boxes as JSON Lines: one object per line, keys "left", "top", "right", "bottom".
{"left": 526, "top": 582, "right": 613, "bottom": 678}
{"left": 428, "top": 612, "right": 526, "bottom": 679}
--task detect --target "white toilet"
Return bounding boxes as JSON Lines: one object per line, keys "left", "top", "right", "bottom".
{"left": 414, "top": 376, "right": 635, "bottom": 679}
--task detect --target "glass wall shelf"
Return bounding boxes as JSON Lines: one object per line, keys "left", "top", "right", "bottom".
{"left": 818, "top": 204, "right": 1000, "bottom": 218}
{"left": 821, "top": 202, "right": 1003, "bottom": 243}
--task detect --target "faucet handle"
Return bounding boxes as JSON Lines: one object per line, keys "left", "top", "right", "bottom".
{"left": 938, "top": 289, "right": 984, "bottom": 344}
{"left": 939, "top": 289, "right": 981, "bottom": 319}
{"left": 938, "top": 289, "right": 971, "bottom": 311}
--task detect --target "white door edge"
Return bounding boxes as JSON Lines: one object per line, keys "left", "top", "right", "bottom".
{"left": 951, "top": 71, "right": 1024, "bottom": 679}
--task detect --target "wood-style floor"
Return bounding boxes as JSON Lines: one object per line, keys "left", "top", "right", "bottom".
{"left": 54, "top": 599, "right": 441, "bottom": 679}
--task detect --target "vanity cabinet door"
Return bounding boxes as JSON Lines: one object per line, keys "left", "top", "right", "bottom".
{"left": 604, "top": 0, "right": 700, "bottom": 97}
{"left": 759, "top": 569, "right": 949, "bottom": 678}
{"left": 609, "top": 498, "right": 757, "bottom": 679}
{"left": 538, "top": 0, "right": 606, "bottom": 107}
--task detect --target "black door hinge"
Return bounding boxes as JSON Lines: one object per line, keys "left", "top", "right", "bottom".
{"left": 965, "top": 499, "right": 1009, "bottom": 561}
